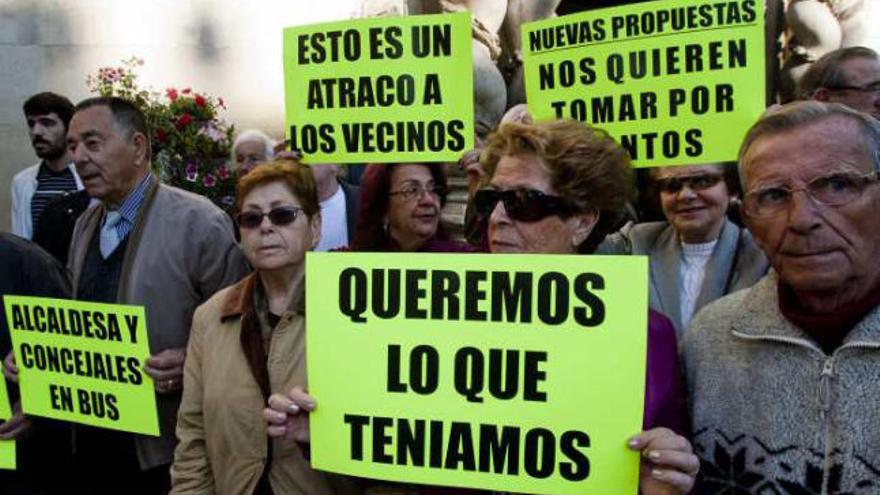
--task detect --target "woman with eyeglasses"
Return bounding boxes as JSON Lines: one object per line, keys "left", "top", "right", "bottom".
{"left": 598, "top": 163, "right": 768, "bottom": 335}
{"left": 171, "top": 160, "right": 359, "bottom": 495}
{"left": 351, "top": 162, "right": 477, "bottom": 253}
{"left": 473, "top": 119, "right": 699, "bottom": 495}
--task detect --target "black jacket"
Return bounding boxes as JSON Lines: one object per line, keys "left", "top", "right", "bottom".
{"left": 31, "top": 189, "right": 90, "bottom": 265}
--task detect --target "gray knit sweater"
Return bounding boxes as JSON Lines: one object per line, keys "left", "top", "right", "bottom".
{"left": 681, "top": 272, "right": 880, "bottom": 494}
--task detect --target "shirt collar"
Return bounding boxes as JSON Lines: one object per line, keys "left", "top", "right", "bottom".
{"left": 113, "top": 173, "right": 153, "bottom": 224}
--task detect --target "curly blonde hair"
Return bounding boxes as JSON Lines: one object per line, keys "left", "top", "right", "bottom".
{"left": 480, "top": 119, "right": 633, "bottom": 253}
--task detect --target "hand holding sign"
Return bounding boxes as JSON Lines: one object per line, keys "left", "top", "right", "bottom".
{"left": 0, "top": 401, "right": 30, "bottom": 440}
{"left": 628, "top": 428, "right": 699, "bottom": 495}
{"left": 144, "top": 347, "right": 186, "bottom": 393}
{"left": 3, "top": 351, "right": 17, "bottom": 383}
{"left": 265, "top": 386, "right": 314, "bottom": 443}
{"left": 0, "top": 375, "right": 14, "bottom": 469}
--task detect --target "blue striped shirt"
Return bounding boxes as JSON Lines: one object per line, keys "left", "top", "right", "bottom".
{"left": 104, "top": 173, "right": 152, "bottom": 241}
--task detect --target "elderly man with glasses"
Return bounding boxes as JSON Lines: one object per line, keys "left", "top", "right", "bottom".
{"left": 798, "top": 46, "right": 880, "bottom": 119}
{"left": 681, "top": 101, "right": 880, "bottom": 493}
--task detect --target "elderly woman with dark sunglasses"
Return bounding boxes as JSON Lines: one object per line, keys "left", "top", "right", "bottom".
{"left": 473, "top": 119, "right": 699, "bottom": 495}
{"left": 598, "top": 163, "right": 768, "bottom": 335}
{"left": 171, "top": 160, "right": 359, "bottom": 495}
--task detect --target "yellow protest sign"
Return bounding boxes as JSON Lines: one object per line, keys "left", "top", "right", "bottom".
{"left": 3, "top": 296, "right": 159, "bottom": 436}
{"left": 522, "top": 0, "right": 765, "bottom": 167}
{"left": 283, "top": 13, "right": 474, "bottom": 163}
{"left": 0, "top": 372, "right": 14, "bottom": 470}
{"left": 306, "top": 252, "right": 648, "bottom": 494}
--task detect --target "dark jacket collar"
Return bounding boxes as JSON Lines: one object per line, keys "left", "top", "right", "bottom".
{"left": 219, "top": 271, "right": 306, "bottom": 321}
{"left": 220, "top": 272, "right": 258, "bottom": 321}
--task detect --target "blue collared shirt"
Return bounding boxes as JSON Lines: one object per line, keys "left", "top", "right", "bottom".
{"left": 103, "top": 173, "right": 152, "bottom": 241}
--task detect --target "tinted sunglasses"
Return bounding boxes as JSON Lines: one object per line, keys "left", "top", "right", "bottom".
{"left": 237, "top": 206, "right": 302, "bottom": 229}
{"left": 474, "top": 188, "right": 573, "bottom": 222}
{"left": 654, "top": 173, "right": 723, "bottom": 194}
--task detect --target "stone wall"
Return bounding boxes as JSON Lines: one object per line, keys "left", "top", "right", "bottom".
{"left": 0, "top": 0, "right": 359, "bottom": 231}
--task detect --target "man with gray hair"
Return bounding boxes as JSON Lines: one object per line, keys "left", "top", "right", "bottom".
{"left": 798, "top": 46, "right": 880, "bottom": 119}
{"left": 50, "top": 96, "right": 247, "bottom": 493}
{"left": 682, "top": 101, "right": 880, "bottom": 493}
{"left": 231, "top": 128, "right": 275, "bottom": 174}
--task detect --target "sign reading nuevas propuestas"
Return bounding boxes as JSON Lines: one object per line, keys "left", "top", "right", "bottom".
{"left": 523, "top": 0, "right": 765, "bottom": 167}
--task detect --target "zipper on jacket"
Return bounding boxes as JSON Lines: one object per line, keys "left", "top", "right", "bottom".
{"left": 733, "top": 331, "right": 880, "bottom": 495}
{"left": 817, "top": 357, "right": 835, "bottom": 421}
{"left": 818, "top": 356, "right": 835, "bottom": 495}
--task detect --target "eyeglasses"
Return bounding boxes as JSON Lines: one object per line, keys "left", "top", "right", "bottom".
{"left": 743, "top": 170, "right": 880, "bottom": 218}
{"left": 389, "top": 183, "right": 445, "bottom": 202}
{"left": 826, "top": 81, "right": 880, "bottom": 94}
{"left": 237, "top": 206, "right": 302, "bottom": 229}
{"left": 654, "top": 173, "right": 724, "bottom": 194}
{"left": 473, "top": 188, "right": 574, "bottom": 222}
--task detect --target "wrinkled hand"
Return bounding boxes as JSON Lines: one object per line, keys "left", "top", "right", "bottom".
{"left": 275, "top": 149, "right": 303, "bottom": 162}
{"left": 629, "top": 428, "right": 699, "bottom": 495}
{"left": 0, "top": 400, "right": 31, "bottom": 440}
{"left": 144, "top": 347, "right": 186, "bottom": 394}
{"left": 264, "top": 386, "right": 315, "bottom": 443}
{"left": 459, "top": 135, "right": 486, "bottom": 196}
{"left": 273, "top": 139, "right": 292, "bottom": 155}
{"left": 3, "top": 351, "right": 17, "bottom": 383}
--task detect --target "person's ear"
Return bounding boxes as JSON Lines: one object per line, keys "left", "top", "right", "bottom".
{"left": 570, "top": 210, "right": 600, "bottom": 248}
{"left": 812, "top": 88, "right": 832, "bottom": 102}
{"left": 131, "top": 131, "right": 149, "bottom": 166}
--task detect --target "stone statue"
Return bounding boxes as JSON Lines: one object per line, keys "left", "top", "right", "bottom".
{"left": 356, "top": 0, "right": 560, "bottom": 137}
{"left": 781, "top": 0, "right": 880, "bottom": 100}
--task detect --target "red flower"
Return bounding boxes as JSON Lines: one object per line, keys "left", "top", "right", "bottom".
{"left": 194, "top": 95, "right": 206, "bottom": 108}
{"left": 182, "top": 87, "right": 192, "bottom": 95}
{"left": 176, "top": 113, "right": 193, "bottom": 128}
{"left": 156, "top": 128, "right": 167, "bottom": 142}
{"left": 166, "top": 88, "right": 178, "bottom": 101}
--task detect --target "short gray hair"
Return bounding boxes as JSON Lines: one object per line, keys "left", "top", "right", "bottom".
{"left": 738, "top": 101, "right": 880, "bottom": 189}
{"left": 231, "top": 129, "right": 275, "bottom": 163}
{"left": 797, "top": 46, "right": 879, "bottom": 100}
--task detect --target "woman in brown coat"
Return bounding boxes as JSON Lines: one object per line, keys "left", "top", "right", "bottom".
{"left": 171, "top": 160, "right": 358, "bottom": 495}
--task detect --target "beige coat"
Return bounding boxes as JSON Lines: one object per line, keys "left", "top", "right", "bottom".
{"left": 68, "top": 176, "right": 250, "bottom": 469}
{"left": 171, "top": 273, "right": 361, "bottom": 495}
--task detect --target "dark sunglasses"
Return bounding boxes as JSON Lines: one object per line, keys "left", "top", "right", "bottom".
{"left": 237, "top": 206, "right": 302, "bottom": 229}
{"left": 473, "top": 188, "right": 573, "bottom": 222}
{"left": 654, "top": 173, "right": 724, "bottom": 194}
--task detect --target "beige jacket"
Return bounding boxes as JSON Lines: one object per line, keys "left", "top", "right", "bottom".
{"left": 69, "top": 176, "right": 250, "bottom": 469}
{"left": 171, "top": 273, "right": 361, "bottom": 495}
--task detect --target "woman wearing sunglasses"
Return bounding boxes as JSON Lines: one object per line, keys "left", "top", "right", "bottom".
{"left": 598, "top": 163, "right": 768, "bottom": 335}
{"left": 474, "top": 119, "right": 698, "bottom": 495}
{"left": 171, "top": 161, "right": 359, "bottom": 495}
{"left": 351, "top": 162, "right": 476, "bottom": 253}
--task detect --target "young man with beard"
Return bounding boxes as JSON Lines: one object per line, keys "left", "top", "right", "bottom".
{"left": 11, "top": 92, "right": 84, "bottom": 239}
